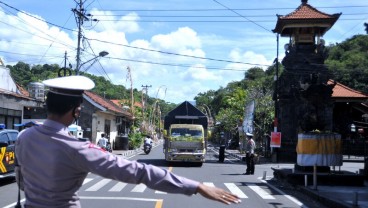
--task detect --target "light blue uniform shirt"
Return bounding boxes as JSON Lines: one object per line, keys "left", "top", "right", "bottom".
{"left": 15, "top": 119, "right": 199, "bottom": 207}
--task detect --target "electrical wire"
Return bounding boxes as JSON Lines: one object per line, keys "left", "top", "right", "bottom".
{"left": 85, "top": 37, "right": 270, "bottom": 67}
{"left": 0, "top": 19, "right": 76, "bottom": 50}
{"left": 92, "top": 13, "right": 368, "bottom": 18}
{"left": 0, "top": 50, "right": 64, "bottom": 58}
{"left": 37, "top": 12, "right": 74, "bottom": 65}
{"left": 94, "top": 18, "right": 367, "bottom": 23}
{"left": 0, "top": 1, "right": 76, "bottom": 32}
{"left": 106, "top": 56, "right": 258, "bottom": 71}
{"left": 100, "top": 5, "right": 368, "bottom": 12}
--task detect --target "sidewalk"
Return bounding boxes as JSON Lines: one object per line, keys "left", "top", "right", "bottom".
{"left": 224, "top": 148, "right": 368, "bottom": 208}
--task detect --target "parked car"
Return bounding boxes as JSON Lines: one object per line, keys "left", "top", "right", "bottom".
{"left": 0, "top": 125, "right": 19, "bottom": 178}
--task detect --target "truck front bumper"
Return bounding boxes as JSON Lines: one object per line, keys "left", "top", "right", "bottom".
{"left": 166, "top": 152, "right": 205, "bottom": 162}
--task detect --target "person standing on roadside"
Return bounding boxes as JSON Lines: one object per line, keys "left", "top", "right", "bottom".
{"left": 97, "top": 133, "right": 108, "bottom": 148}
{"left": 15, "top": 76, "right": 241, "bottom": 207}
{"left": 244, "top": 132, "right": 256, "bottom": 175}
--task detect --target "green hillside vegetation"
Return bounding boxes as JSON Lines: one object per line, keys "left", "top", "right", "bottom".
{"left": 326, "top": 35, "right": 368, "bottom": 94}
{"left": 8, "top": 63, "right": 176, "bottom": 128}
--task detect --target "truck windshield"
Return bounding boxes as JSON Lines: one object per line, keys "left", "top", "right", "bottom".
{"left": 171, "top": 128, "right": 202, "bottom": 137}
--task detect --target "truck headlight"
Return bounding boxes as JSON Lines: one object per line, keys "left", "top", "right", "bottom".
{"left": 170, "top": 148, "right": 178, "bottom": 153}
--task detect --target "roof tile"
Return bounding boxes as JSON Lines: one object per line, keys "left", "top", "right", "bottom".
{"left": 84, "top": 91, "right": 132, "bottom": 117}
{"left": 329, "top": 80, "right": 368, "bottom": 98}
{"left": 281, "top": 3, "right": 334, "bottom": 20}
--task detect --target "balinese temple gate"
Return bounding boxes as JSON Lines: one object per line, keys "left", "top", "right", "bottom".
{"left": 272, "top": 0, "right": 342, "bottom": 167}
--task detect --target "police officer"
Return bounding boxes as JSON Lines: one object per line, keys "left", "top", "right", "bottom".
{"left": 243, "top": 132, "right": 256, "bottom": 175}
{"left": 15, "top": 76, "right": 241, "bottom": 207}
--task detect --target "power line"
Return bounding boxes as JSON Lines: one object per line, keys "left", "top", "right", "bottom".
{"left": 107, "top": 56, "right": 263, "bottom": 71}
{"left": 94, "top": 18, "right": 368, "bottom": 23}
{"left": 0, "top": 1, "right": 76, "bottom": 32}
{"left": 98, "top": 5, "right": 368, "bottom": 12}
{"left": 0, "top": 19, "right": 76, "bottom": 50}
{"left": 0, "top": 48, "right": 265, "bottom": 71}
{"left": 213, "top": 0, "right": 271, "bottom": 33}
{"left": 92, "top": 13, "right": 368, "bottom": 18}
{"left": 86, "top": 37, "right": 270, "bottom": 67}
{"left": 83, "top": 38, "right": 112, "bottom": 82}
{"left": 0, "top": 40, "right": 66, "bottom": 48}
{"left": 36, "top": 12, "right": 75, "bottom": 65}
{"left": 0, "top": 50, "right": 64, "bottom": 58}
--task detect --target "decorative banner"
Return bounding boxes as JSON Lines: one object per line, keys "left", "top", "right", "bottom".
{"left": 271, "top": 132, "right": 281, "bottom": 147}
{"left": 242, "top": 100, "right": 255, "bottom": 134}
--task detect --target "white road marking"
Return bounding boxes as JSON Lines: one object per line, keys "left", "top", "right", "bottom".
{"left": 155, "top": 190, "right": 167, "bottom": 194}
{"left": 224, "top": 183, "right": 248, "bottom": 198}
{"left": 83, "top": 178, "right": 93, "bottom": 185}
{"left": 3, "top": 199, "right": 25, "bottom": 208}
{"left": 109, "top": 182, "right": 127, "bottom": 192}
{"left": 85, "top": 179, "right": 111, "bottom": 191}
{"left": 247, "top": 183, "right": 275, "bottom": 199}
{"left": 131, "top": 183, "right": 147, "bottom": 192}
{"left": 259, "top": 178, "right": 309, "bottom": 208}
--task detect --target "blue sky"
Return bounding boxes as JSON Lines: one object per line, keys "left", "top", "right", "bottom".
{"left": 0, "top": 0, "right": 367, "bottom": 103}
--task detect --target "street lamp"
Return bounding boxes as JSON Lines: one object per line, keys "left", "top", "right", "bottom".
{"left": 76, "top": 50, "right": 109, "bottom": 75}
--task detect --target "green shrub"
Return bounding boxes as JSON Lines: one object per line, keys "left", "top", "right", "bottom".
{"left": 128, "top": 132, "right": 143, "bottom": 150}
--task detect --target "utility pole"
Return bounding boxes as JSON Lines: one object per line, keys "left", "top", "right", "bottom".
{"left": 127, "top": 66, "right": 134, "bottom": 124}
{"left": 64, "top": 51, "right": 67, "bottom": 69}
{"left": 141, "top": 85, "right": 152, "bottom": 124}
{"left": 274, "top": 34, "right": 279, "bottom": 133}
{"left": 58, "top": 51, "right": 72, "bottom": 77}
{"left": 72, "top": 0, "right": 90, "bottom": 75}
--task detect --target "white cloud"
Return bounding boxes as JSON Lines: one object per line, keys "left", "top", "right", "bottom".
{"left": 90, "top": 9, "right": 140, "bottom": 33}
{"left": 228, "top": 49, "right": 271, "bottom": 69}
{"left": 180, "top": 64, "right": 220, "bottom": 81}
{"left": 151, "top": 27, "right": 202, "bottom": 52}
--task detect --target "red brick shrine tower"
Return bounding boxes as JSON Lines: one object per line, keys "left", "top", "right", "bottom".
{"left": 273, "top": 0, "right": 341, "bottom": 162}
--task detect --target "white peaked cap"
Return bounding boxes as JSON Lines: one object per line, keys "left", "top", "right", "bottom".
{"left": 42, "top": 76, "right": 95, "bottom": 97}
{"left": 246, "top": 132, "right": 253, "bottom": 137}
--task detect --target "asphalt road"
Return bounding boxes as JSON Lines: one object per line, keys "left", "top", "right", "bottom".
{"left": 0, "top": 143, "right": 329, "bottom": 208}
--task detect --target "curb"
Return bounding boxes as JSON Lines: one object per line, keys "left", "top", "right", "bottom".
{"left": 227, "top": 151, "right": 245, "bottom": 161}
{"left": 298, "top": 186, "right": 351, "bottom": 208}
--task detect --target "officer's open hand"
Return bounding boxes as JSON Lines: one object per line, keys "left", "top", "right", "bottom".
{"left": 196, "top": 183, "right": 241, "bottom": 205}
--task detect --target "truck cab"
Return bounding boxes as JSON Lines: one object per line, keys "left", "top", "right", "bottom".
{"left": 164, "top": 124, "right": 206, "bottom": 164}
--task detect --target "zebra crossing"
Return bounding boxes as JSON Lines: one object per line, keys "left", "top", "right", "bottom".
{"left": 80, "top": 177, "right": 276, "bottom": 200}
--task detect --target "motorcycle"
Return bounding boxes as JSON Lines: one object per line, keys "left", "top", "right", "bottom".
{"left": 101, "top": 142, "right": 112, "bottom": 153}
{"left": 143, "top": 143, "right": 152, "bottom": 154}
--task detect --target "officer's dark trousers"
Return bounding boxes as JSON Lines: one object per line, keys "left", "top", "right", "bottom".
{"left": 246, "top": 153, "right": 255, "bottom": 174}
